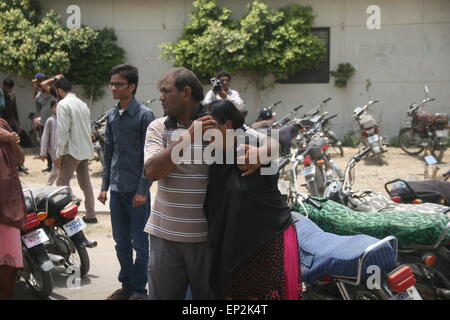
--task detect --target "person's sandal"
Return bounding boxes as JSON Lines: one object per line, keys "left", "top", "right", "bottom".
{"left": 129, "top": 293, "right": 149, "bottom": 300}
{"left": 82, "top": 217, "right": 98, "bottom": 224}
{"left": 106, "top": 288, "right": 132, "bottom": 300}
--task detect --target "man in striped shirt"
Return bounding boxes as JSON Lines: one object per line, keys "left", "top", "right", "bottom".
{"left": 144, "top": 68, "right": 273, "bottom": 300}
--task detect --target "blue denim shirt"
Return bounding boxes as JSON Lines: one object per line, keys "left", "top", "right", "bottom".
{"left": 101, "top": 98, "right": 155, "bottom": 195}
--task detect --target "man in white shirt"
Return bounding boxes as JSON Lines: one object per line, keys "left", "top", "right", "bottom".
{"left": 54, "top": 76, "right": 97, "bottom": 223}
{"left": 202, "top": 71, "right": 247, "bottom": 116}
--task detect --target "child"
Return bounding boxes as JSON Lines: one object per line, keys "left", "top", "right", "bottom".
{"left": 40, "top": 98, "right": 58, "bottom": 185}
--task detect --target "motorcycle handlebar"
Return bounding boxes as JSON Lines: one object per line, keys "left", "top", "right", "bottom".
{"left": 294, "top": 105, "right": 303, "bottom": 112}
{"left": 443, "top": 169, "right": 450, "bottom": 179}
{"left": 268, "top": 100, "right": 282, "bottom": 110}
{"left": 324, "top": 114, "right": 338, "bottom": 122}
{"left": 353, "top": 147, "right": 372, "bottom": 162}
{"left": 323, "top": 97, "right": 332, "bottom": 103}
{"left": 366, "top": 100, "right": 380, "bottom": 108}
{"left": 305, "top": 197, "right": 322, "bottom": 210}
{"left": 278, "top": 158, "right": 290, "bottom": 172}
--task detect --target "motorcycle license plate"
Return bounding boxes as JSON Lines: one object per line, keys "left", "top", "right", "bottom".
{"left": 368, "top": 135, "right": 379, "bottom": 143}
{"left": 390, "top": 286, "right": 422, "bottom": 300}
{"left": 436, "top": 129, "right": 449, "bottom": 138}
{"left": 63, "top": 217, "right": 87, "bottom": 237}
{"left": 303, "top": 165, "right": 315, "bottom": 177}
{"left": 22, "top": 228, "right": 49, "bottom": 249}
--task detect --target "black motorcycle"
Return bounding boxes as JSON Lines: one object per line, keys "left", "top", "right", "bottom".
{"left": 20, "top": 189, "right": 55, "bottom": 299}
{"left": 91, "top": 113, "right": 107, "bottom": 166}
{"left": 27, "top": 186, "right": 97, "bottom": 279}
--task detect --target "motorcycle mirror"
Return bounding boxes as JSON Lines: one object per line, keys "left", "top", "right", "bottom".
{"left": 424, "top": 85, "right": 429, "bottom": 94}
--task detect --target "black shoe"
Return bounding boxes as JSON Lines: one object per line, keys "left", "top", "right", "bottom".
{"left": 82, "top": 217, "right": 98, "bottom": 224}
{"left": 42, "top": 167, "right": 51, "bottom": 172}
{"left": 18, "top": 165, "right": 29, "bottom": 174}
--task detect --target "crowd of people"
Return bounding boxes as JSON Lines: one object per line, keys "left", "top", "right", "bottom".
{"left": 0, "top": 65, "right": 300, "bottom": 301}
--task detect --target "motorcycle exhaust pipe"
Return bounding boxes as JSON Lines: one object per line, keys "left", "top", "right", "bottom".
{"left": 85, "top": 239, "right": 97, "bottom": 248}
{"left": 48, "top": 253, "right": 66, "bottom": 266}
{"left": 436, "top": 288, "right": 450, "bottom": 300}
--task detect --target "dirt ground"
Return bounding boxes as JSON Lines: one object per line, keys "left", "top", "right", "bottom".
{"left": 19, "top": 148, "right": 104, "bottom": 186}
{"left": 19, "top": 146, "right": 450, "bottom": 197}
{"left": 329, "top": 146, "right": 450, "bottom": 194}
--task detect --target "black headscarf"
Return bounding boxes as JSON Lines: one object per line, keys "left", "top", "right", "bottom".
{"left": 204, "top": 152, "right": 292, "bottom": 299}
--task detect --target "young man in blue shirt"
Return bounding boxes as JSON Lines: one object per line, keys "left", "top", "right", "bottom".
{"left": 98, "top": 64, "right": 155, "bottom": 300}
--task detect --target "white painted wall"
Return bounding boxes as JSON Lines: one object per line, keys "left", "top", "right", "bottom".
{"left": 2, "top": 0, "right": 449, "bottom": 137}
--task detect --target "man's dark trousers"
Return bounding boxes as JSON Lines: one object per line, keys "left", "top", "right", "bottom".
{"left": 110, "top": 191, "right": 150, "bottom": 294}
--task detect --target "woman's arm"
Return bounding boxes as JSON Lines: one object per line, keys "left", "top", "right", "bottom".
{"left": 0, "top": 128, "right": 24, "bottom": 166}
{"left": 10, "top": 133, "right": 25, "bottom": 166}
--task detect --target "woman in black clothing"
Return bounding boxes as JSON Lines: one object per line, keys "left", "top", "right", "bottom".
{"left": 203, "top": 100, "right": 301, "bottom": 300}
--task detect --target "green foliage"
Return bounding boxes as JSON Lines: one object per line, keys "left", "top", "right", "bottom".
{"left": 388, "top": 136, "right": 400, "bottom": 147}
{"left": 0, "top": 3, "right": 96, "bottom": 78}
{"left": 341, "top": 130, "right": 360, "bottom": 147}
{"left": 330, "top": 63, "right": 356, "bottom": 88}
{"left": 160, "top": 0, "right": 325, "bottom": 86}
{"left": 0, "top": 0, "right": 41, "bottom": 24}
{"left": 67, "top": 28, "right": 126, "bottom": 102}
{"left": 0, "top": 1, "right": 126, "bottom": 102}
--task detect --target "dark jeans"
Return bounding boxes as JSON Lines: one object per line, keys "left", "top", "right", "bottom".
{"left": 110, "top": 191, "right": 150, "bottom": 294}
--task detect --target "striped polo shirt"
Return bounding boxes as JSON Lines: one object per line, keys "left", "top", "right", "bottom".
{"left": 144, "top": 117, "right": 209, "bottom": 243}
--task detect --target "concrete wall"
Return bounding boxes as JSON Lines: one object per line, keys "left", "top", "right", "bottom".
{"left": 2, "top": 0, "right": 449, "bottom": 137}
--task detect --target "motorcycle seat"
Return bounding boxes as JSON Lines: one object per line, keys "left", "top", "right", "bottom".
{"left": 294, "top": 198, "right": 450, "bottom": 249}
{"left": 292, "top": 213, "right": 396, "bottom": 283}
{"left": 23, "top": 186, "right": 72, "bottom": 212}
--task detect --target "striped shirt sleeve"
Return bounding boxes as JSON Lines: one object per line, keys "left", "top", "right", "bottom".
{"left": 144, "top": 117, "right": 166, "bottom": 163}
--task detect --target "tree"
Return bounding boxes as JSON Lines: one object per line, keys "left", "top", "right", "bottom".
{"left": 0, "top": 0, "right": 126, "bottom": 103}
{"left": 160, "top": 0, "right": 326, "bottom": 89}
{"left": 0, "top": 1, "right": 96, "bottom": 78}
{"left": 67, "top": 28, "right": 126, "bottom": 106}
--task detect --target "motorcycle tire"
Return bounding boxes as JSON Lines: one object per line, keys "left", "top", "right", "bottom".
{"left": 307, "top": 180, "right": 321, "bottom": 198}
{"left": 54, "top": 232, "right": 90, "bottom": 278}
{"left": 336, "top": 145, "right": 344, "bottom": 157}
{"left": 372, "top": 152, "right": 384, "bottom": 166}
{"left": 399, "top": 127, "right": 425, "bottom": 155}
{"left": 307, "top": 169, "right": 325, "bottom": 197}
{"left": 74, "top": 242, "right": 90, "bottom": 277}
{"left": 23, "top": 250, "right": 53, "bottom": 299}
{"left": 431, "top": 139, "right": 446, "bottom": 163}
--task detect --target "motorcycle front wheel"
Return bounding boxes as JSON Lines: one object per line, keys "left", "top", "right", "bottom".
{"left": 399, "top": 127, "right": 425, "bottom": 155}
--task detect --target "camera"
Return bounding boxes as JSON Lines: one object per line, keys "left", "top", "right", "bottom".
{"left": 210, "top": 77, "right": 223, "bottom": 94}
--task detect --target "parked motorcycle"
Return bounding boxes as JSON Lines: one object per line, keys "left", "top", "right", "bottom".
{"left": 398, "top": 85, "right": 449, "bottom": 162}
{"left": 353, "top": 100, "right": 387, "bottom": 165}
{"left": 28, "top": 186, "right": 97, "bottom": 279}
{"left": 385, "top": 179, "right": 450, "bottom": 207}
{"left": 315, "top": 148, "right": 450, "bottom": 300}
{"left": 91, "top": 113, "right": 107, "bottom": 166}
{"left": 290, "top": 195, "right": 421, "bottom": 300}
{"left": 20, "top": 189, "right": 55, "bottom": 299}
{"left": 290, "top": 119, "right": 343, "bottom": 197}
